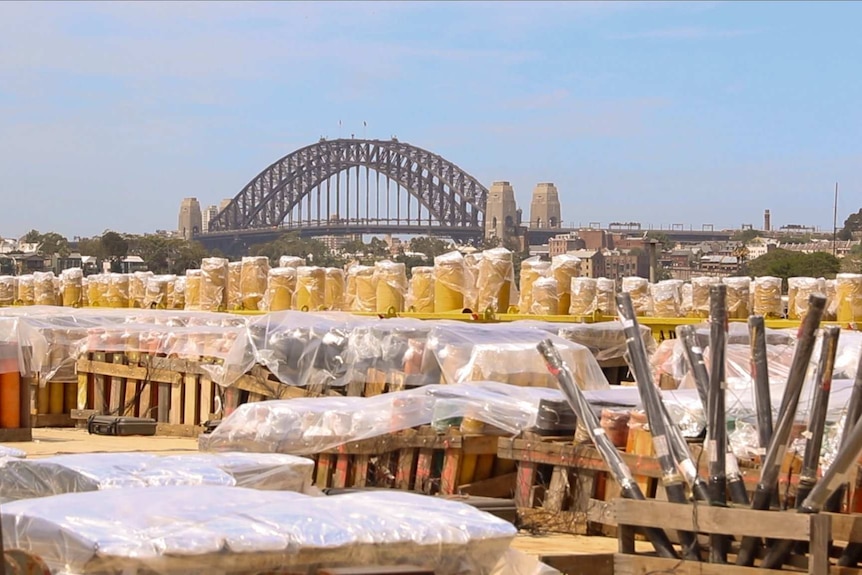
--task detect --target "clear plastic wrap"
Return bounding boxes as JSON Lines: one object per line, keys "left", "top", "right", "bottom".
{"left": 85, "top": 274, "right": 103, "bottom": 308}
{"left": 0, "top": 452, "right": 314, "bottom": 502}
{"left": 723, "top": 276, "right": 751, "bottom": 319}
{"left": 348, "top": 264, "right": 376, "bottom": 312}
{"left": 753, "top": 275, "right": 782, "bottom": 318}
{"left": 0, "top": 276, "right": 15, "bottom": 306}
{"left": 278, "top": 255, "right": 304, "bottom": 268}
{"left": 569, "top": 277, "right": 597, "bottom": 315}
{"left": 374, "top": 260, "right": 407, "bottom": 314}
{"left": 80, "top": 277, "right": 89, "bottom": 307}
{"left": 596, "top": 277, "right": 615, "bottom": 315}
{"left": 295, "top": 266, "right": 326, "bottom": 310}
{"left": 227, "top": 261, "right": 242, "bottom": 310}
{"left": 265, "top": 267, "right": 296, "bottom": 312}
{"left": 106, "top": 273, "right": 129, "bottom": 308}
{"left": 427, "top": 323, "right": 610, "bottom": 390}
{"left": 406, "top": 266, "right": 435, "bottom": 312}
{"left": 0, "top": 444, "right": 25, "bottom": 459}
{"left": 825, "top": 278, "right": 838, "bottom": 320}
{"left": 200, "top": 257, "right": 228, "bottom": 311}
{"left": 129, "top": 271, "right": 152, "bottom": 309}
{"left": 476, "top": 248, "right": 516, "bottom": 313}
{"left": 342, "top": 318, "right": 438, "bottom": 389}
{"left": 1, "top": 486, "right": 515, "bottom": 575}
{"left": 16, "top": 274, "right": 34, "bottom": 306}
{"left": 649, "top": 279, "right": 682, "bottom": 318}
{"left": 169, "top": 275, "right": 186, "bottom": 310}
{"left": 143, "top": 275, "right": 174, "bottom": 310}
{"left": 60, "top": 268, "right": 83, "bottom": 308}
{"left": 518, "top": 256, "right": 550, "bottom": 313}
{"left": 240, "top": 256, "right": 269, "bottom": 311}
{"left": 681, "top": 282, "right": 693, "bottom": 316}
{"left": 788, "top": 277, "right": 823, "bottom": 320}
{"left": 558, "top": 322, "right": 655, "bottom": 363}
{"left": 836, "top": 273, "right": 862, "bottom": 322}
{"left": 690, "top": 276, "right": 720, "bottom": 317}
{"left": 463, "top": 252, "right": 484, "bottom": 311}
{"left": 200, "top": 381, "right": 567, "bottom": 454}
{"left": 530, "top": 277, "right": 559, "bottom": 315}
{"left": 324, "top": 267, "right": 346, "bottom": 311}
{"left": 434, "top": 251, "right": 469, "bottom": 312}
{"left": 33, "top": 271, "right": 56, "bottom": 307}
{"left": 551, "top": 253, "right": 581, "bottom": 317}
{"left": 621, "top": 276, "right": 651, "bottom": 316}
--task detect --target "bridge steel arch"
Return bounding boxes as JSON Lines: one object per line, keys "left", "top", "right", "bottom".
{"left": 207, "top": 139, "right": 489, "bottom": 234}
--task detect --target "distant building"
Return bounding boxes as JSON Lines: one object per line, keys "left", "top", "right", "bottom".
{"left": 219, "top": 198, "right": 232, "bottom": 212}
{"left": 568, "top": 249, "right": 605, "bottom": 278}
{"left": 201, "top": 205, "right": 219, "bottom": 233}
{"left": 485, "top": 181, "right": 519, "bottom": 240}
{"left": 314, "top": 235, "right": 359, "bottom": 254}
{"left": 699, "top": 255, "right": 740, "bottom": 275}
{"left": 120, "top": 256, "right": 148, "bottom": 274}
{"left": 178, "top": 198, "right": 203, "bottom": 240}
{"left": 746, "top": 237, "right": 780, "bottom": 259}
{"left": 548, "top": 233, "right": 585, "bottom": 257}
{"left": 529, "top": 183, "right": 562, "bottom": 229}
{"left": 779, "top": 240, "right": 858, "bottom": 258}
{"left": 604, "top": 251, "right": 649, "bottom": 281}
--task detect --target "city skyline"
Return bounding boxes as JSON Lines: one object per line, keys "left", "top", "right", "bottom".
{"left": 1, "top": 1, "right": 860, "bottom": 238}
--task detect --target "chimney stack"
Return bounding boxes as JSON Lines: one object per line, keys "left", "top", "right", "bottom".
{"left": 764, "top": 209, "right": 771, "bottom": 232}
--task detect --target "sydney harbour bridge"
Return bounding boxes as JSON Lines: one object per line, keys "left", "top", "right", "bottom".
{"left": 196, "top": 137, "right": 732, "bottom": 253}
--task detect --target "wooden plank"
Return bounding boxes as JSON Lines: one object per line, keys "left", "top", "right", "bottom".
{"left": 439, "top": 448, "right": 462, "bottom": 495}
{"left": 76, "top": 358, "right": 182, "bottom": 386}
{"left": 457, "top": 434, "right": 500, "bottom": 455}
{"left": 76, "top": 372, "right": 89, "bottom": 411}
{"left": 223, "top": 386, "right": 241, "bottom": 417}
{"left": 332, "top": 454, "right": 350, "bottom": 489}
{"left": 315, "top": 454, "right": 335, "bottom": 488}
{"left": 352, "top": 455, "right": 369, "bottom": 487}
{"left": 614, "top": 499, "right": 810, "bottom": 541}
{"left": 183, "top": 374, "right": 199, "bottom": 426}
{"left": 169, "top": 381, "right": 183, "bottom": 425}
{"left": 543, "top": 466, "right": 569, "bottom": 513}
{"left": 91, "top": 352, "right": 107, "bottom": 414}
{"left": 395, "top": 448, "right": 416, "bottom": 491}
{"left": 827, "top": 513, "right": 862, "bottom": 544}
{"left": 109, "top": 354, "right": 125, "bottom": 415}
{"left": 810, "top": 514, "right": 831, "bottom": 575}
{"left": 123, "top": 357, "right": 138, "bottom": 417}
{"left": 414, "top": 448, "right": 434, "bottom": 494}
{"left": 157, "top": 382, "right": 171, "bottom": 423}
{"left": 31, "top": 413, "right": 75, "bottom": 428}
{"left": 155, "top": 423, "right": 203, "bottom": 438}
{"left": 614, "top": 554, "right": 793, "bottom": 575}
{"left": 458, "top": 472, "right": 516, "bottom": 498}
{"left": 199, "top": 376, "right": 213, "bottom": 422}
{"left": 514, "top": 460, "right": 538, "bottom": 508}
{"left": 0, "top": 428, "right": 32, "bottom": 442}
{"left": 540, "top": 553, "right": 614, "bottom": 575}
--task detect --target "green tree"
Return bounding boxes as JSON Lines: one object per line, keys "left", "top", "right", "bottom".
{"left": 646, "top": 231, "right": 673, "bottom": 252}
{"left": 20, "top": 230, "right": 70, "bottom": 256}
{"left": 841, "top": 244, "right": 862, "bottom": 273}
{"left": 841, "top": 209, "right": 862, "bottom": 240}
{"left": 252, "top": 233, "right": 346, "bottom": 268}
{"left": 101, "top": 231, "right": 129, "bottom": 259}
{"left": 743, "top": 249, "right": 840, "bottom": 287}
{"left": 732, "top": 229, "right": 761, "bottom": 244}
{"left": 408, "top": 236, "right": 451, "bottom": 260}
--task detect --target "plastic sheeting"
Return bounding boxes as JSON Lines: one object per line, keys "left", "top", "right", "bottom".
{"left": 342, "top": 318, "right": 439, "bottom": 388}
{"left": 558, "top": 322, "right": 655, "bottom": 363}
{"left": 0, "top": 452, "right": 314, "bottom": 502}
{"left": 427, "top": 323, "right": 610, "bottom": 390}
{"left": 199, "top": 381, "right": 567, "bottom": 455}
{"left": 1, "top": 487, "right": 515, "bottom": 575}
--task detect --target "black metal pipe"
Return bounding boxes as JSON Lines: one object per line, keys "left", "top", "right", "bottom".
{"left": 616, "top": 293, "right": 701, "bottom": 561}
{"left": 761, "top": 325, "right": 840, "bottom": 569}
{"left": 749, "top": 315, "right": 774, "bottom": 451}
{"left": 536, "top": 338, "right": 679, "bottom": 559}
{"left": 707, "top": 284, "right": 729, "bottom": 563}
{"left": 736, "top": 294, "right": 826, "bottom": 567}
{"left": 825, "top": 346, "right": 862, "bottom": 513}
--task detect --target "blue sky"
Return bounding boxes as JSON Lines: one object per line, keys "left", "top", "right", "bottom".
{"left": 1, "top": 1, "right": 860, "bottom": 239}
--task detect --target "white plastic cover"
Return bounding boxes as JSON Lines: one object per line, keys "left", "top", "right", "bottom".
{"left": 1, "top": 486, "right": 515, "bottom": 575}
{"left": 621, "top": 277, "right": 651, "bottom": 316}
{"left": 558, "top": 322, "right": 655, "bottom": 363}
{"left": 0, "top": 452, "right": 314, "bottom": 502}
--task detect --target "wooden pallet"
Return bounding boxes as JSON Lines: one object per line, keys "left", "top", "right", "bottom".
{"left": 613, "top": 498, "right": 857, "bottom": 575}
{"left": 29, "top": 376, "right": 77, "bottom": 428}
{"left": 313, "top": 426, "right": 514, "bottom": 497}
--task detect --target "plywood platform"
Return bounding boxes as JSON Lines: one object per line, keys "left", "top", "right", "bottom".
{"left": 12, "top": 427, "right": 199, "bottom": 458}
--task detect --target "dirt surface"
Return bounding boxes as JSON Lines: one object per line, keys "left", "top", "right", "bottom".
{"left": 15, "top": 427, "right": 200, "bottom": 458}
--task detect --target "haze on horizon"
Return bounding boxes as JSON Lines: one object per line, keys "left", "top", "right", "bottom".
{"left": 0, "top": 1, "right": 860, "bottom": 239}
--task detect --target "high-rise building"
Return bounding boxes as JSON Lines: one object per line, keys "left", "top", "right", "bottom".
{"left": 484, "top": 181, "right": 518, "bottom": 240}
{"left": 201, "top": 205, "right": 219, "bottom": 233}
{"left": 178, "top": 198, "right": 203, "bottom": 240}
{"left": 529, "top": 183, "right": 562, "bottom": 229}
{"left": 764, "top": 209, "right": 771, "bottom": 232}
{"left": 219, "top": 198, "right": 232, "bottom": 212}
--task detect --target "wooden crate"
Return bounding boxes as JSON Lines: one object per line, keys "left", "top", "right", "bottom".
{"left": 613, "top": 498, "right": 856, "bottom": 575}
{"left": 312, "top": 426, "right": 512, "bottom": 497}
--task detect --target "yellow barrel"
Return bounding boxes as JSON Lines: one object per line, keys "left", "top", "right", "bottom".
{"left": 375, "top": 261, "right": 408, "bottom": 314}
{"left": 476, "top": 247, "right": 514, "bottom": 313}
{"left": 129, "top": 271, "right": 152, "bottom": 308}
{"left": 278, "top": 255, "right": 304, "bottom": 268}
{"left": 170, "top": 276, "right": 186, "bottom": 310}
{"left": 680, "top": 283, "right": 693, "bottom": 317}
{"left": 184, "top": 269, "right": 202, "bottom": 311}
{"left": 86, "top": 274, "right": 101, "bottom": 307}
{"left": 518, "top": 257, "right": 551, "bottom": 313}
{"left": 650, "top": 279, "right": 682, "bottom": 318}
{"left": 349, "top": 265, "right": 376, "bottom": 312}
{"left": 144, "top": 275, "right": 171, "bottom": 309}
{"left": 0, "top": 276, "right": 16, "bottom": 306}
{"left": 434, "top": 251, "right": 466, "bottom": 312}
{"left": 240, "top": 256, "right": 270, "bottom": 311}
{"left": 227, "top": 261, "right": 242, "bottom": 310}
{"left": 753, "top": 276, "right": 782, "bottom": 318}
{"left": 33, "top": 272, "right": 56, "bottom": 306}
{"left": 836, "top": 273, "right": 862, "bottom": 322}
{"left": 54, "top": 276, "right": 62, "bottom": 306}
{"left": 200, "top": 257, "right": 228, "bottom": 311}
{"left": 406, "top": 266, "right": 435, "bottom": 312}
{"left": 690, "top": 276, "right": 720, "bottom": 318}
{"left": 80, "top": 277, "right": 89, "bottom": 307}
{"left": 463, "top": 252, "right": 484, "bottom": 310}
{"left": 621, "top": 277, "right": 651, "bottom": 316}
{"left": 723, "top": 276, "right": 751, "bottom": 320}
{"left": 106, "top": 273, "right": 130, "bottom": 308}
{"left": 295, "top": 266, "right": 325, "bottom": 310}
{"left": 16, "top": 275, "right": 34, "bottom": 306}
{"left": 325, "top": 267, "right": 346, "bottom": 310}
{"left": 60, "top": 268, "right": 83, "bottom": 307}
{"left": 596, "top": 277, "right": 615, "bottom": 315}
{"left": 531, "top": 277, "right": 559, "bottom": 315}
{"left": 824, "top": 278, "right": 837, "bottom": 320}
{"left": 266, "top": 267, "right": 296, "bottom": 311}
{"left": 569, "top": 277, "right": 597, "bottom": 315}
{"left": 788, "top": 277, "right": 818, "bottom": 320}
{"left": 552, "top": 254, "right": 581, "bottom": 316}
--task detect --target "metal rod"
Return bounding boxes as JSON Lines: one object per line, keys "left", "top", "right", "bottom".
{"left": 761, "top": 325, "right": 840, "bottom": 569}
{"left": 749, "top": 315, "right": 774, "bottom": 451}
{"left": 707, "top": 284, "right": 729, "bottom": 563}
{"left": 616, "top": 293, "right": 702, "bottom": 560}
{"left": 826, "top": 347, "right": 862, "bottom": 512}
{"left": 537, "top": 338, "right": 679, "bottom": 559}
{"left": 735, "top": 293, "right": 826, "bottom": 567}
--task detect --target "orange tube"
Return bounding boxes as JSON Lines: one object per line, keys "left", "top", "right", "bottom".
{"left": 0, "top": 371, "right": 21, "bottom": 429}
{"left": 49, "top": 382, "right": 64, "bottom": 415}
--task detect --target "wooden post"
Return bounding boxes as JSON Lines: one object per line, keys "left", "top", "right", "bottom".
{"left": 514, "top": 460, "right": 538, "bottom": 509}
